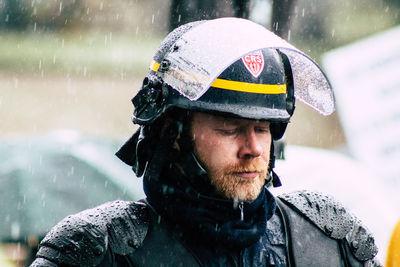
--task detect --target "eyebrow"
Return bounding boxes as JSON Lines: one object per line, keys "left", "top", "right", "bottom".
{"left": 213, "top": 117, "right": 241, "bottom": 125}
{"left": 214, "top": 118, "right": 270, "bottom": 127}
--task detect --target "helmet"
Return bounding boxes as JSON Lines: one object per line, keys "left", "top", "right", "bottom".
{"left": 132, "top": 18, "right": 334, "bottom": 128}
{"left": 117, "top": 18, "right": 335, "bottom": 182}
{"left": 134, "top": 47, "right": 293, "bottom": 139}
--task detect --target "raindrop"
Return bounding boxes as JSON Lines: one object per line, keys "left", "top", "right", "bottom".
{"left": 53, "top": 55, "right": 57, "bottom": 64}
{"left": 83, "top": 67, "right": 87, "bottom": 77}
{"left": 59, "top": 2, "right": 63, "bottom": 13}
{"left": 99, "top": 2, "right": 104, "bottom": 11}
{"left": 11, "top": 222, "right": 21, "bottom": 240}
{"left": 104, "top": 180, "right": 108, "bottom": 188}
{"left": 233, "top": 198, "right": 239, "bottom": 208}
{"left": 68, "top": 166, "right": 75, "bottom": 176}
{"left": 34, "top": 22, "right": 37, "bottom": 32}
{"left": 14, "top": 78, "right": 18, "bottom": 88}
{"left": 151, "top": 14, "right": 155, "bottom": 24}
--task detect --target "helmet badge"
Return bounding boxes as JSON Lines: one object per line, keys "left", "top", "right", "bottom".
{"left": 241, "top": 50, "right": 264, "bottom": 78}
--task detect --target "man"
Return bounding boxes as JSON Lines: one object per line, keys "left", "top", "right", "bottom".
{"left": 31, "top": 18, "right": 380, "bottom": 266}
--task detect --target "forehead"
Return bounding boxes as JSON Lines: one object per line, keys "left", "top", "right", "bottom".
{"left": 191, "top": 112, "right": 270, "bottom": 127}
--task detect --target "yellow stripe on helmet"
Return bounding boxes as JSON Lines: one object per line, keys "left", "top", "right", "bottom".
{"left": 211, "top": 78, "right": 286, "bottom": 94}
{"left": 150, "top": 60, "right": 160, "bottom": 72}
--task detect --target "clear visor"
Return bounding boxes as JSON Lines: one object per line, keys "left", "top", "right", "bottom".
{"left": 161, "top": 17, "right": 335, "bottom": 116}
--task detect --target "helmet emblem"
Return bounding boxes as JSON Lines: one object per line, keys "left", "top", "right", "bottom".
{"left": 241, "top": 50, "right": 264, "bottom": 78}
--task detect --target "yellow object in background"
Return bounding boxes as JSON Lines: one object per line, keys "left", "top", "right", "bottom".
{"left": 0, "top": 244, "right": 17, "bottom": 267}
{"left": 386, "top": 220, "right": 400, "bottom": 267}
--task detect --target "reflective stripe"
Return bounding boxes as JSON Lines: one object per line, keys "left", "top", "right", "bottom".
{"left": 150, "top": 60, "right": 160, "bottom": 72}
{"left": 211, "top": 78, "right": 286, "bottom": 94}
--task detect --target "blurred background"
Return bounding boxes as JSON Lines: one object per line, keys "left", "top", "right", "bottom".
{"left": 0, "top": 0, "right": 399, "bottom": 266}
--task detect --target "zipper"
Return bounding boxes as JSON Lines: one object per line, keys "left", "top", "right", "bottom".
{"left": 238, "top": 201, "right": 244, "bottom": 267}
{"left": 239, "top": 202, "right": 244, "bottom": 221}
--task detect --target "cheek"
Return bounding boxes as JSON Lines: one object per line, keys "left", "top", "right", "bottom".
{"left": 194, "top": 135, "right": 234, "bottom": 170}
{"left": 261, "top": 142, "right": 271, "bottom": 162}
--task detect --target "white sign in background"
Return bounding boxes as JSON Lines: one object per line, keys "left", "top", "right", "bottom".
{"left": 323, "top": 26, "right": 400, "bottom": 184}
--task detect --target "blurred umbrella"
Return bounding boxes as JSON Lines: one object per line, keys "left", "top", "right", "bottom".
{"left": 0, "top": 130, "right": 144, "bottom": 242}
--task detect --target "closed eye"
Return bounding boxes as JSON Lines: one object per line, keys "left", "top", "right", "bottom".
{"left": 216, "top": 128, "right": 239, "bottom": 136}
{"left": 255, "top": 127, "right": 270, "bottom": 133}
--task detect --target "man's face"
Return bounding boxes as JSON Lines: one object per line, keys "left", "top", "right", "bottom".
{"left": 191, "top": 112, "right": 271, "bottom": 201}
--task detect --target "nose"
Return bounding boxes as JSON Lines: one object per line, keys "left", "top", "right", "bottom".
{"left": 238, "top": 129, "right": 262, "bottom": 159}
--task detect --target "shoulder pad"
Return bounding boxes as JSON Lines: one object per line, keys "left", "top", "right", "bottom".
{"left": 37, "top": 200, "right": 149, "bottom": 266}
{"left": 278, "top": 190, "right": 378, "bottom": 261}
{"left": 278, "top": 190, "right": 353, "bottom": 239}
{"left": 346, "top": 217, "right": 379, "bottom": 261}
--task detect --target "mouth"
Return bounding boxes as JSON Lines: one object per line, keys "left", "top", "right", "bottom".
{"left": 232, "top": 171, "right": 259, "bottom": 179}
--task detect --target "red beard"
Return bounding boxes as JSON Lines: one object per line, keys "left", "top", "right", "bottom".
{"left": 209, "top": 158, "right": 268, "bottom": 201}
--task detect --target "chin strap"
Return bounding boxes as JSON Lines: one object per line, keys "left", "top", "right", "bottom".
{"left": 174, "top": 122, "right": 210, "bottom": 181}
{"left": 267, "top": 140, "right": 282, "bottom": 187}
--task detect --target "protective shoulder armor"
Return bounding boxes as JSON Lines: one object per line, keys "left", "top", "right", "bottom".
{"left": 36, "top": 200, "right": 149, "bottom": 266}
{"left": 278, "top": 190, "right": 378, "bottom": 262}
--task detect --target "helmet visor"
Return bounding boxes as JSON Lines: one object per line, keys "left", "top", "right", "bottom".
{"left": 161, "top": 17, "right": 335, "bottom": 116}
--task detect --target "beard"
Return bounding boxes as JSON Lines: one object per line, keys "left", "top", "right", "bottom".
{"left": 208, "top": 158, "right": 268, "bottom": 201}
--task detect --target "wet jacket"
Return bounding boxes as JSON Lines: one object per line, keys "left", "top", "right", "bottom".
{"left": 31, "top": 190, "right": 380, "bottom": 267}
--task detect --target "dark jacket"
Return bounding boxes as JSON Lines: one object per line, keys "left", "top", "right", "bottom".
{"left": 30, "top": 190, "right": 380, "bottom": 267}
